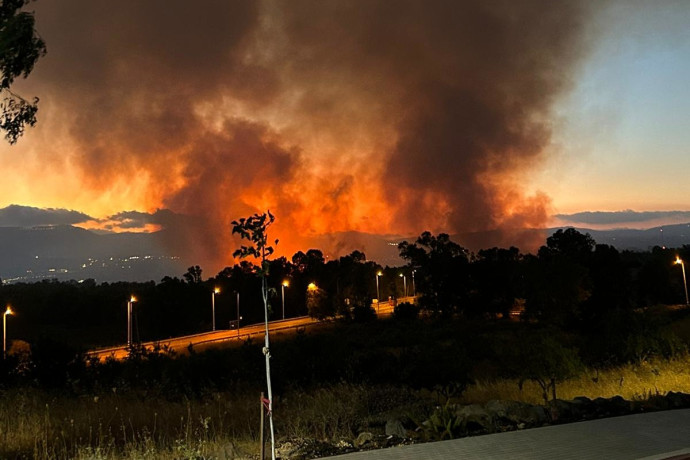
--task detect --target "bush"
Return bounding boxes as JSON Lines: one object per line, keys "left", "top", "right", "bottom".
{"left": 394, "top": 302, "right": 419, "bottom": 320}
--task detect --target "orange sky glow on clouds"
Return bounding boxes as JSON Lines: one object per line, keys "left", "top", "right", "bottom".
{"left": 1, "top": 0, "right": 689, "bottom": 272}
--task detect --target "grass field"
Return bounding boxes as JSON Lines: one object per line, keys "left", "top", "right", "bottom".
{"left": 1, "top": 354, "right": 690, "bottom": 459}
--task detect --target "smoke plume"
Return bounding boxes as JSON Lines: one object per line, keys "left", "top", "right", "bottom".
{"left": 15, "top": 0, "right": 592, "bottom": 270}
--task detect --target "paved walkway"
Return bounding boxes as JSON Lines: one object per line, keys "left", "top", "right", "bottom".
{"left": 327, "top": 409, "right": 690, "bottom": 459}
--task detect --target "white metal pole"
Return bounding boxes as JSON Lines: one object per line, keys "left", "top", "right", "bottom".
{"left": 683, "top": 262, "right": 689, "bottom": 305}
{"left": 212, "top": 291, "right": 216, "bottom": 331}
{"left": 127, "top": 300, "right": 131, "bottom": 347}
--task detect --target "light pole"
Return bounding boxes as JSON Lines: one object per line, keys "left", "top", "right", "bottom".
{"left": 127, "top": 296, "right": 137, "bottom": 347}
{"left": 676, "top": 257, "right": 689, "bottom": 305}
{"left": 212, "top": 287, "right": 220, "bottom": 331}
{"left": 3, "top": 306, "right": 13, "bottom": 359}
{"left": 281, "top": 281, "right": 289, "bottom": 320}
{"left": 412, "top": 270, "right": 416, "bottom": 296}
{"left": 236, "top": 291, "right": 241, "bottom": 338}
{"left": 399, "top": 273, "right": 407, "bottom": 298}
{"left": 375, "top": 271, "right": 382, "bottom": 301}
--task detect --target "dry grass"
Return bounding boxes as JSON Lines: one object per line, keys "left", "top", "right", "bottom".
{"left": 0, "top": 389, "right": 260, "bottom": 459}
{"left": 462, "top": 354, "right": 690, "bottom": 405}
{"left": 0, "top": 384, "right": 426, "bottom": 459}
{"left": 2, "top": 354, "right": 690, "bottom": 458}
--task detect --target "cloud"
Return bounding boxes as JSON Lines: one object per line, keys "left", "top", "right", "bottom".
{"left": 0, "top": 205, "right": 92, "bottom": 227}
{"left": 555, "top": 210, "right": 690, "bottom": 227}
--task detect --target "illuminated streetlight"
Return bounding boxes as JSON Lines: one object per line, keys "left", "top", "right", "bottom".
{"left": 399, "top": 273, "right": 407, "bottom": 298}
{"left": 281, "top": 281, "right": 289, "bottom": 320}
{"left": 127, "top": 296, "right": 137, "bottom": 347}
{"left": 411, "top": 270, "right": 416, "bottom": 296}
{"left": 212, "top": 287, "right": 220, "bottom": 331}
{"left": 3, "top": 306, "right": 13, "bottom": 359}
{"left": 307, "top": 282, "right": 317, "bottom": 291}
{"left": 676, "top": 257, "right": 689, "bottom": 305}
{"left": 375, "top": 271, "right": 382, "bottom": 301}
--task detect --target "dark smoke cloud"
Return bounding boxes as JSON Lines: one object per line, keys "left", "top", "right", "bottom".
{"left": 27, "top": 0, "right": 296, "bottom": 268}
{"left": 270, "top": 0, "right": 590, "bottom": 249}
{"left": 21, "top": 0, "right": 594, "bottom": 270}
{"left": 0, "top": 205, "right": 92, "bottom": 227}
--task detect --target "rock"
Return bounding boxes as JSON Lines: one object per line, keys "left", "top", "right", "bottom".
{"left": 275, "top": 438, "right": 342, "bottom": 459}
{"left": 485, "top": 400, "right": 548, "bottom": 428}
{"left": 666, "top": 392, "right": 690, "bottom": 409}
{"left": 592, "top": 396, "right": 631, "bottom": 417}
{"left": 385, "top": 418, "right": 407, "bottom": 438}
{"left": 354, "top": 432, "right": 374, "bottom": 448}
{"left": 457, "top": 404, "right": 494, "bottom": 433}
{"left": 276, "top": 440, "right": 300, "bottom": 459}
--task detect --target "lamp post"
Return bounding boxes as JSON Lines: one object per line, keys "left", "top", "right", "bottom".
{"left": 212, "top": 287, "right": 220, "bottom": 331}
{"left": 281, "top": 281, "right": 289, "bottom": 320}
{"left": 235, "top": 291, "right": 241, "bottom": 338}
{"left": 411, "top": 270, "right": 416, "bottom": 296}
{"left": 375, "top": 271, "right": 382, "bottom": 301}
{"left": 127, "top": 296, "right": 137, "bottom": 347}
{"left": 399, "top": 273, "right": 407, "bottom": 298}
{"left": 3, "top": 306, "right": 13, "bottom": 359}
{"left": 676, "top": 257, "right": 689, "bottom": 305}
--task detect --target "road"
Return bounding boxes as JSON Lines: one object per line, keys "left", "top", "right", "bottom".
{"left": 88, "top": 296, "right": 415, "bottom": 361}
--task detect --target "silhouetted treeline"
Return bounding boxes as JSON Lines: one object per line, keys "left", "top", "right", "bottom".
{"left": 402, "top": 228, "right": 690, "bottom": 320}
{"left": 0, "top": 228, "right": 689, "bottom": 351}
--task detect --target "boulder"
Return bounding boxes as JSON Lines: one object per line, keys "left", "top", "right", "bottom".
{"left": 485, "top": 400, "right": 548, "bottom": 428}
{"left": 385, "top": 418, "right": 407, "bottom": 438}
{"left": 666, "top": 392, "right": 690, "bottom": 409}
{"left": 354, "top": 432, "right": 374, "bottom": 448}
{"left": 592, "top": 396, "right": 631, "bottom": 417}
{"left": 457, "top": 404, "right": 494, "bottom": 433}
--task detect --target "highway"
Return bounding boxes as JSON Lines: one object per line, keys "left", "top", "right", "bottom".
{"left": 88, "top": 296, "right": 415, "bottom": 361}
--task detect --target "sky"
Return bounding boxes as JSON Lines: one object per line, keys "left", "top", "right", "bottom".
{"left": 0, "top": 0, "right": 689, "bottom": 270}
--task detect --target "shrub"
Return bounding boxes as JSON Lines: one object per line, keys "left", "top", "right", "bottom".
{"left": 394, "top": 302, "right": 419, "bottom": 320}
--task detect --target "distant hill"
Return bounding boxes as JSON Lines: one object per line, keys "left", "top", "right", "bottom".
{"left": 0, "top": 226, "right": 186, "bottom": 283}
{"left": 2, "top": 223, "right": 690, "bottom": 283}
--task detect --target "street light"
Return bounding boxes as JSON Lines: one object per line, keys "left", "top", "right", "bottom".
{"left": 281, "top": 281, "right": 289, "bottom": 320}
{"left": 212, "top": 287, "right": 220, "bottom": 331}
{"left": 235, "top": 291, "right": 241, "bottom": 338}
{"left": 375, "top": 271, "right": 382, "bottom": 301}
{"left": 127, "top": 296, "right": 137, "bottom": 347}
{"left": 411, "top": 270, "right": 416, "bottom": 296}
{"left": 3, "top": 305, "right": 13, "bottom": 359}
{"left": 676, "top": 257, "right": 689, "bottom": 305}
{"left": 307, "top": 282, "right": 317, "bottom": 291}
{"left": 399, "top": 273, "right": 407, "bottom": 298}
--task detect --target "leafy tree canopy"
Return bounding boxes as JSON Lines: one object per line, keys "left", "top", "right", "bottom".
{"left": 0, "top": 0, "right": 46, "bottom": 144}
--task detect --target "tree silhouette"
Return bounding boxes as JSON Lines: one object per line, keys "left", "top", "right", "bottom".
{"left": 0, "top": 0, "right": 46, "bottom": 144}
{"left": 183, "top": 265, "right": 203, "bottom": 284}
{"left": 399, "top": 232, "right": 471, "bottom": 314}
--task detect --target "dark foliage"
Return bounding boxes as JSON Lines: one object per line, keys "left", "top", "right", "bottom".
{"left": 0, "top": 0, "right": 46, "bottom": 143}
